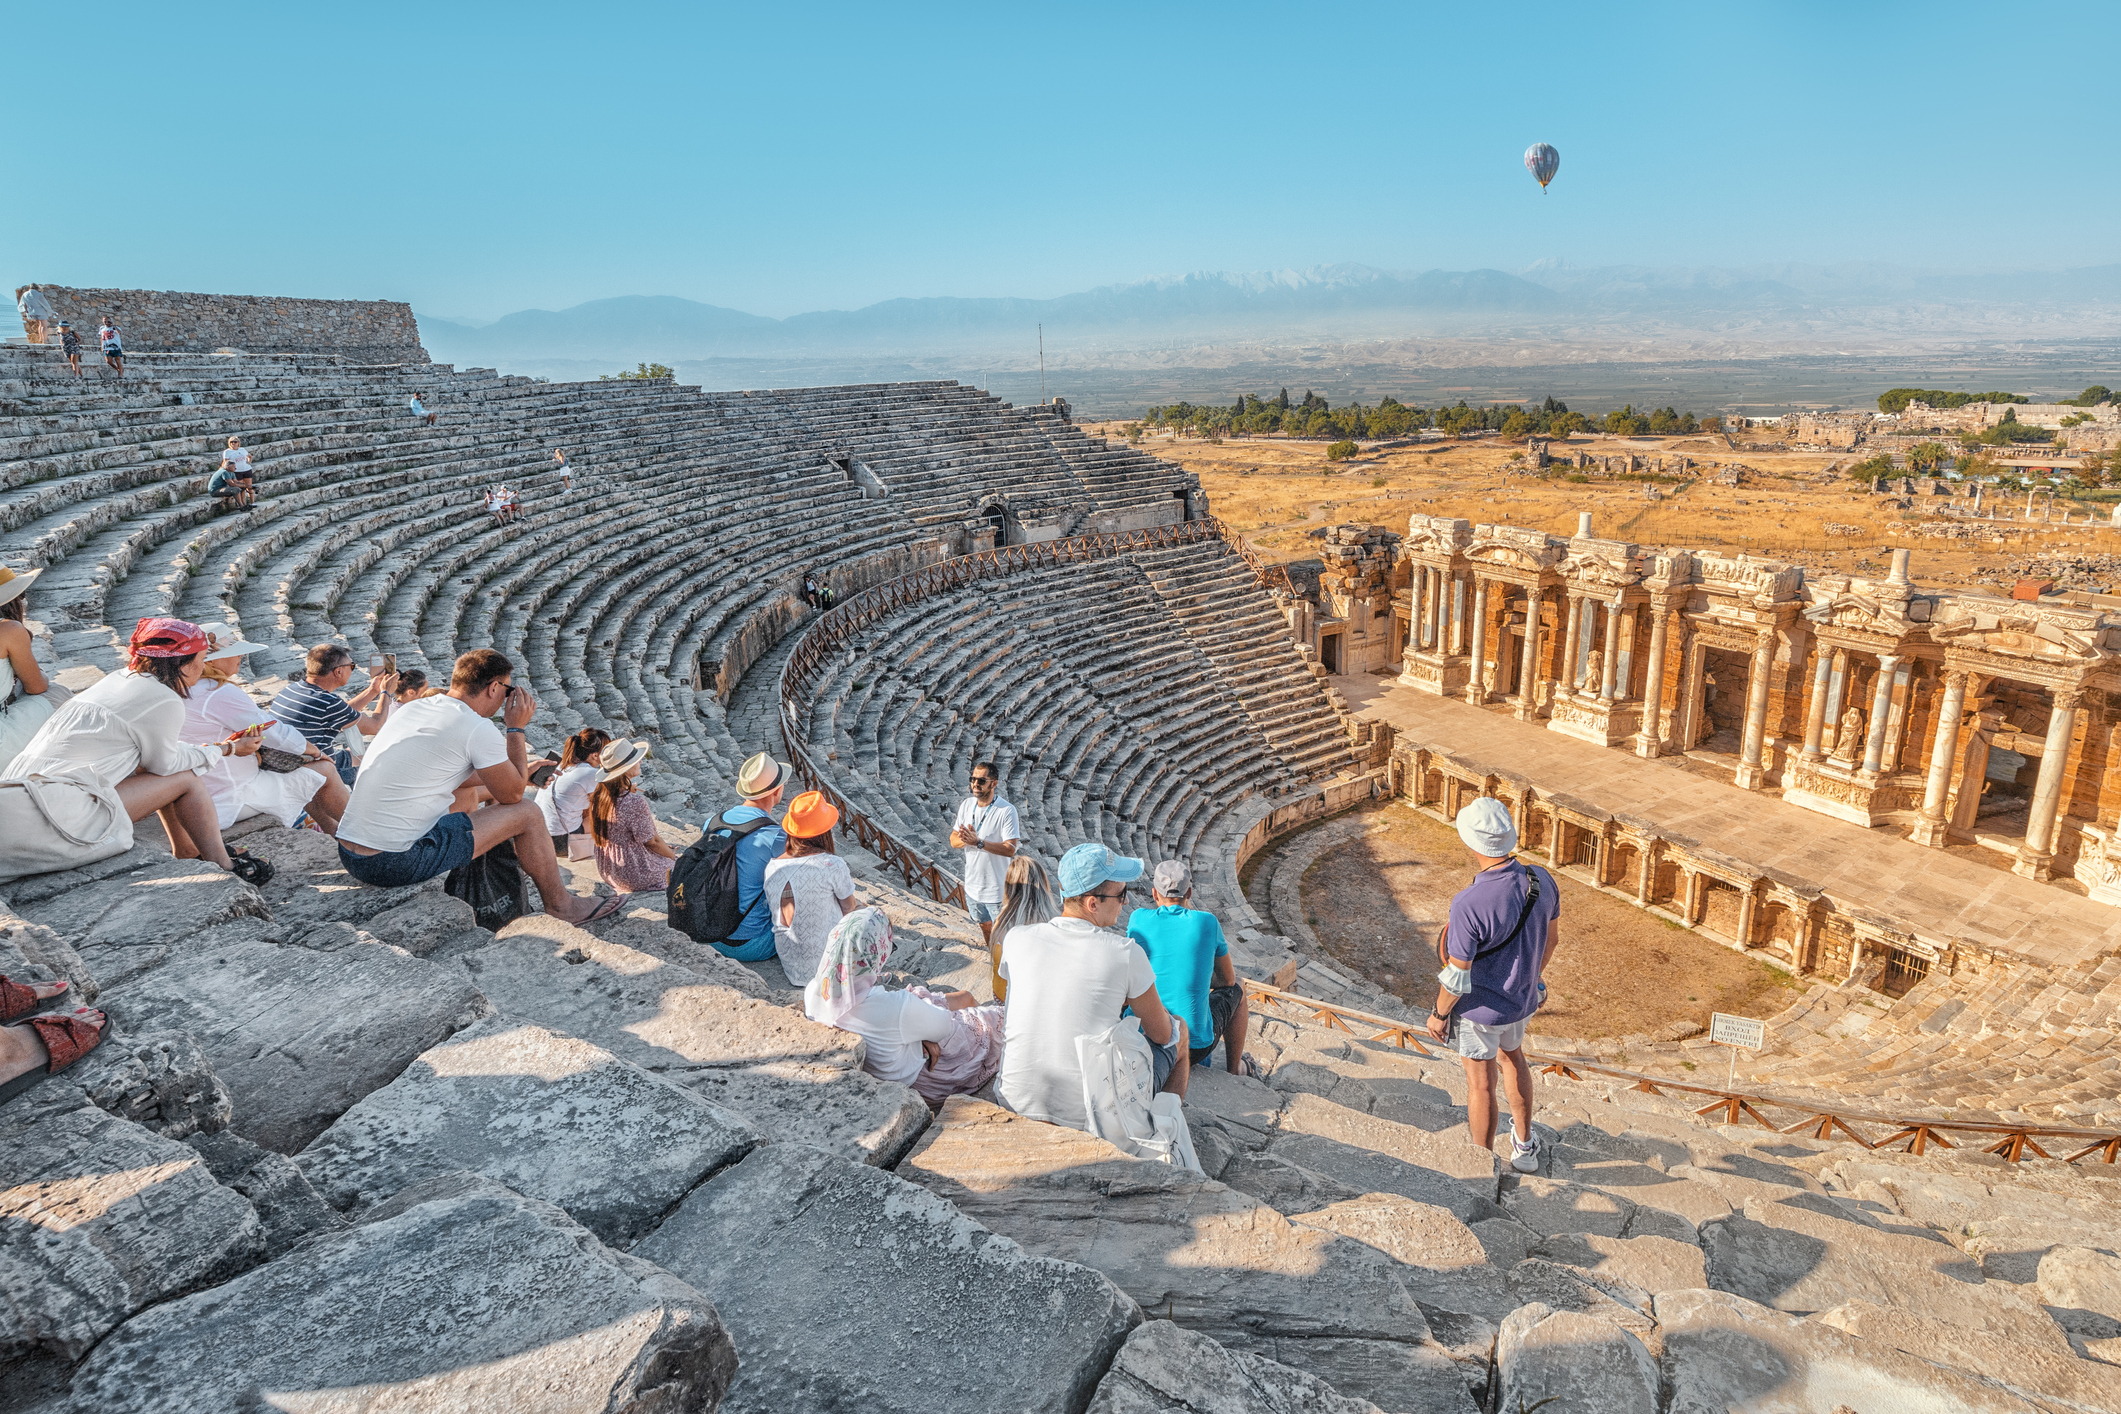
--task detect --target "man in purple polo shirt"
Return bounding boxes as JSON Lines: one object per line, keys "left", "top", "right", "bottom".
{"left": 1424, "top": 796, "right": 1560, "bottom": 1174}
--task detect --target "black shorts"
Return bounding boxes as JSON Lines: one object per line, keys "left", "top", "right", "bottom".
{"left": 1188, "top": 984, "right": 1245, "bottom": 1064}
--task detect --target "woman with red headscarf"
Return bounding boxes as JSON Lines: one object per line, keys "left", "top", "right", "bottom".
{"left": 0, "top": 617, "right": 274, "bottom": 884}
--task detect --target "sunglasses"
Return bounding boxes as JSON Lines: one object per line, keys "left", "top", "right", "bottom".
{"left": 1087, "top": 888, "right": 1126, "bottom": 902}
{"left": 970, "top": 777, "right": 995, "bottom": 786}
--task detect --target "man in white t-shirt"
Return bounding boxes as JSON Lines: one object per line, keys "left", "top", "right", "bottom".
{"left": 335, "top": 647, "right": 619, "bottom": 924}
{"left": 949, "top": 760, "right": 1019, "bottom": 942}
{"left": 996, "top": 842, "right": 1188, "bottom": 1131}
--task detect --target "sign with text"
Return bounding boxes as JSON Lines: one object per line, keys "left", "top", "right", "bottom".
{"left": 1709, "top": 1013, "right": 1766, "bottom": 1050}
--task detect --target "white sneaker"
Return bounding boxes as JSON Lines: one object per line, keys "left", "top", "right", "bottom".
{"left": 1510, "top": 1135, "right": 1541, "bottom": 1174}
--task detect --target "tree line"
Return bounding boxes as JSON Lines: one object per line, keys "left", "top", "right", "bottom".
{"left": 1133, "top": 392, "right": 1721, "bottom": 442}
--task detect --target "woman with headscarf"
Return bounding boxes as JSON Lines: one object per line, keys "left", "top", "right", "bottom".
{"left": 0, "top": 618, "right": 273, "bottom": 884}
{"left": 587, "top": 738, "right": 678, "bottom": 894}
{"left": 806, "top": 906, "right": 1005, "bottom": 1109}
{"left": 986, "top": 853, "right": 1061, "bottom": 1004}
{"left": 0, "top": 567, "right": 58, "bottom": 775}
{"left": 762, "top": 790, "right": 858, "bottom": 986}
{"left": 172, "top": 624, "right": 348, "bottom": 840}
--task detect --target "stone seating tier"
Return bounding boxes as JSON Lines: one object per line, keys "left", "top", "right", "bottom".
{"left": 6, "top": 825, "right": 2119, "bottom": 1414}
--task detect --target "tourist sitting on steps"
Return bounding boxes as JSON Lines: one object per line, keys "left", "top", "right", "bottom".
{"left": 0, "top": 567, "right": 60, "bottom": 777}
{"left": 171, "top": 625, "right": 348, "bottom": 841}
{"left": 409, "top": 394, "right": 436, "bottom": 426}
{"left": 1424, "top": 795, "right": 1560, "bottom": 1176}
{"left": 763, "top": 791, "right": 859, "bottom": 986}
{"left": 806, "top": 906, "right": 1004, "bottom": 1110}
{"left": 207, "top": 464, "right": 244, "bottom": 514}
{"left": 333, "top": 648, "right": 621, "bottom": 923}
{"left": 0, "top": 981, "right": 107, "bottom": 1106}
{"left": 587, "top": 737, "right": 678, "bottom": 896}
{"left": 696, "top": 752, "right": 792, "bottom": 962}
{"left": 391, "top": 669, "right": 430, "bottom": 703}
{"left": 986, "top": 853, "right": 1061, "bottom": 1003}
{"left": 995, "top": 842, "right": 1189, "bottom": 1131}
{"left": 0, "top": 618, "right": 274, "bottom": 886}
{"left": 1128, "top": 859, "right": 1255, "bottom": 1079}
{"left": 272, "top": 645, "right": 398, "bottom": 786}
{"left": 219, "top": 437, "right": 257, "bottom": 509}
{"left": 949, "top": 761, "right": 1020, "bottom": 943}
{"left": 535, "top": 726, "right": 608, "bottom": 860}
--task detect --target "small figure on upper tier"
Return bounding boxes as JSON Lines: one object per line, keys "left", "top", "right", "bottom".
{"left": 409, "top": 393, "right": 437, "bottom": 426}
{"left": 98, "top": 316, "right": 124, "bottom": 377}
{"left": 15, "top": 285, "right": 54, "bottom": 343}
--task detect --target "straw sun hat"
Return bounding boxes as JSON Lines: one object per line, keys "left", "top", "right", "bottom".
{"left": 598, "top": 738, "right": 653, "bottom": 782}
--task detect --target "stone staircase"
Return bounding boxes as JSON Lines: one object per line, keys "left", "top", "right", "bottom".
{"left": 6, "top": 828, "right": 2118, "bottom": 1413}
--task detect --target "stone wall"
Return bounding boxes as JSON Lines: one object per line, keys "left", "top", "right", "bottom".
{"left": 26, "top": 286, "right": 427, "bottom": 364}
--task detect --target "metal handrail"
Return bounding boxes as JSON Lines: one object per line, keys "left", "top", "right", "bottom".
{"left": 1241, "top": 980, "right": 2121, "bottom": 1166}
{"left": 776, "top": 517, "right": 1230, "bottom": 907}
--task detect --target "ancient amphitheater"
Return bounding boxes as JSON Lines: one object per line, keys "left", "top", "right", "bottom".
{"left": 2, "top": 290, "right": 2118, "bottom": 1414}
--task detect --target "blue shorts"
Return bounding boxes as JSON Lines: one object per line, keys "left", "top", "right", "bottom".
{"left": 339, "top": 813, "right": 475, "bottom": 889}
{"left": 1150, "top": 1032, "right": 1181, "bottom": 1091}
{"left": 966, "top": 899, "right": 997, "bottom": 924}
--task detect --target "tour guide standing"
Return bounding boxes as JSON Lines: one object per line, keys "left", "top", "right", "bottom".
{"left": 1424, "top": 796, "right": 1559, "bottom": 1175}
{"left": 949, "top": 761, "right": 1019, "bottom": 941}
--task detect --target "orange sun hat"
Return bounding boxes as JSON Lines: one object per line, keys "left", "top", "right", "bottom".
{"left": 783, "top": 790, "right": 840, "bottom": 839}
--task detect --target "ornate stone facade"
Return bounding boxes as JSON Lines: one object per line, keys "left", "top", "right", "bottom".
{"left": 27, "top": 285, "right": 428, "bottom": 364}
{"left": 1395, "top": 513, "right": 2121, "bottom": 900}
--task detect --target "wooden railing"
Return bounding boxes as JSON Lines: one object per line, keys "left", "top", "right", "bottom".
{"left": 776, "top": 518, "right": 1230, "bottom": 907}
{"left": 1222, "top": 528, "right": 1293, "bottom": 594}
{"left": 1242, "top": 981, "right": 2121, "bottom": 1166}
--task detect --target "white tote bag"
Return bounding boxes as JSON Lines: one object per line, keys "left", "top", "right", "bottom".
{"left": 1075, "top": 1017, "right": 1202, "bottom": 1174}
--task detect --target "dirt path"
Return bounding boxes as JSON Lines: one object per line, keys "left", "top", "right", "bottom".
{"left": 1288, "top": 801, "right": 1802, "bottom": 1040}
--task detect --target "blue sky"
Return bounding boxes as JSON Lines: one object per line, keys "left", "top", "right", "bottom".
{"left": 13, "top": 1, "right": 2116, "bottom": 320}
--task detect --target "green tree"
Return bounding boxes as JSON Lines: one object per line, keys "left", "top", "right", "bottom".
{"left": 1603, "top": 405, "right": 1649, "bottom": 436}
{"left": 600, "top": 362, "right": 675, "bottom": 382}
{"left": 1907, "top": 441, "right": 1950, "bottom": 473}
{"left": 1848, "top": 452, "right": 1897, "bottom": 483}
{"left": 1500, "top": 410, "right": 1534, "bottom": 440}
{"left": 1551, "top": 411, "right": 1587, "bottom": 437}
{"left": 1326, "top": 440, "right": 1358, "bottom": 461}
{"left": 1701, "top": 415, "right": 1724, "bottom": 433}
{"left": 2065, "top": 385, "right": 2112, "bottom": 407}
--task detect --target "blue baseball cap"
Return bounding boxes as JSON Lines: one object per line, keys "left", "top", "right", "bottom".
{"left": 1057, "top": 842, "right": 1145, "bottom": 899}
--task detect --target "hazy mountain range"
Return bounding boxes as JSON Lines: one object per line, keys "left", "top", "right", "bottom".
{"left": 413, "top": 261, "right": 2121, "bottom": 414}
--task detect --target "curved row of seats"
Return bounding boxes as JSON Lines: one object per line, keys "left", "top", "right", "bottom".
{"left": 1, "top": 346, "right": 1217, "bottom": 831}
{"left": 790, "top": 543, "right": 1358, "bottom": 914}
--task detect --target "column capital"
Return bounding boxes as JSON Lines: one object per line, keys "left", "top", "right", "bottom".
{"left": 2053, "top": 687, "right": 2085, "bottom": 713}
{"left": 1942, "top": 668, "right": 1970, "bottom": 689}
{"left": 1876, "top": 651, "right": 1903, "bottom": 670}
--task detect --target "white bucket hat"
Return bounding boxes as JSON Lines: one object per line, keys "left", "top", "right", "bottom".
{"left": 1455, "top": 796, "right": 1518, "bottom": 858}
{"left": 197, "top": 622, "right": 272, "bottom": 662}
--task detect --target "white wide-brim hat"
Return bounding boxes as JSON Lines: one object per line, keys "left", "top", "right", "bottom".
{"left": 0, "top": 566, "right": 41, "bottom": 610}
{"left": 197, "top": 622, "right": 271, "bottom": 662}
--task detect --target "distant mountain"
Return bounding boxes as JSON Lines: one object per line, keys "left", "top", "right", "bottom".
{"left": 416, "top": 265, "right": 1564, "bottom": 367}
{"left": 415, "top": 260, "right": 2121, "bottom": 379}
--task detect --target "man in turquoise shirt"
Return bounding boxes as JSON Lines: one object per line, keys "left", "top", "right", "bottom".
{"left": 1126, "top": 860, "right": 1252, "bottom": 1076}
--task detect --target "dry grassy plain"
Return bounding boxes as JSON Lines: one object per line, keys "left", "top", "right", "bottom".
{"left": 1084, "top": 422, "right": 2121, "bottom": 594}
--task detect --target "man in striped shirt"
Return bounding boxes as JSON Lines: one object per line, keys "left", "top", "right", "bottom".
{"left": 272, "top": 645, "right": 398, "bottom": 785}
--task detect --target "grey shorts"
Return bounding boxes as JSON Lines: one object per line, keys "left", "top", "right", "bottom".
{"left": 1453, "top": 1017, "right": 1528, "bottom": 1062}
{"left": 1149, "top": 1033, "right": 1181, "bottom": 1091}
{"left": 966, "top": 898, "right": 997, "bottom": 924}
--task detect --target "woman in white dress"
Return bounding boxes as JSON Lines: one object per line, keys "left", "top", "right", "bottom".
{"left": 0, "top": 568, "right": 58, "bottom": 775}
{"left": 805, "top": 906, "right": 1005, "bottom": 1109}
{"left": 762, "top": 790, "right": 858, "bottom": 986}
{"left": 172, "top": 624, "right": 348, "bottom": 839}
{"left": 0, "top": 618, "right": 272, "bottom": 884}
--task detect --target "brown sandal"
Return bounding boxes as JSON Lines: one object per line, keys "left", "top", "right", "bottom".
{"left": 0, "top": 1010, "right": 108, "bottom": 1107}
{"left": 0, "top": 975, "right": 67, "bottom": 1024}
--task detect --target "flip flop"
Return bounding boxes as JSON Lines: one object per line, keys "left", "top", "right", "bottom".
{"left": 0, "top": 975, "right": 68, "bottom": 1025}
{"left": 1238, "top": 1054, "right": 1266, "bottom": 1081}
{"left": 0, "top": 1008, "right": 110, "bottom": 1108}
{"left": 579, "top": 895, "right": 625, "bottom": 925}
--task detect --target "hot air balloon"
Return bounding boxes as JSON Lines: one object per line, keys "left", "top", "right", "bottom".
{"left": 1524, "top": 142, "right": 1559, "bottom": 193}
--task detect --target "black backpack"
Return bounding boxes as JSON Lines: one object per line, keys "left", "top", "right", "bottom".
{"left": 668, "top": 811, "right": 774, "bottom": 944}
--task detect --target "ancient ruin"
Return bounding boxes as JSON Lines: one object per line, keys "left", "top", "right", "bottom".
{"left": 2, "top": 296, "right": 2118, "bottom": 1413}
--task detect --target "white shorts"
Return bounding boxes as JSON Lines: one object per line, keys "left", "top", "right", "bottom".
{"left": 1453, "top": 1016, "right": 1527, "bottom": 1061}
{"left": 220, "top": 763, "right": 328, "bottom": 830}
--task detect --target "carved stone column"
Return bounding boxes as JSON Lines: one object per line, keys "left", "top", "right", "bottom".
{"left": 1599, "top": 600, "right": 1622, "bottom": 700}
{"left": 2015, "top": 688, "right": 2083, "bottom": 881}
{"left": 1516, "top": 587, "right": 1543, "bottom": 721}
{"left": 1909, "top": 670, "right": 1969, "bottom": 848}
{"left": 1860, "top": 653, "right": 1899, "bottom": 775}
{"left": 1801, "top": 645, "right": 1833, "bottom": 759}
{"left": 1734, "top": 625, "right": 1778, "bottom": 790}
{"left": 1560, "top": 592, "right": 1585, "bottom": 695}
{"left": 1634, "top": 598, "right": 1671, "bottom": 759}
{"left": 1464, "top": 577, "right": 1489, "bottom": 705}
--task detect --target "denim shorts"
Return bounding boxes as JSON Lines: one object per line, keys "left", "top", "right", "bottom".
{"left": 339, "top": 812, "right": 475, "bottom": 888}
{"left": 1149, "top": 1032, "right": 1181, "bottom": 1091}
{"left": 966, "top": 898, "right": 997, "bottom": 924}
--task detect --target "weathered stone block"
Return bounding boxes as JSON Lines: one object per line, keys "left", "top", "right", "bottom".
{"left": 11, "top": 854, "right": 269, "bottom": 989}
{"left": 1497, "top": 1303, "right": 1658, "bottom": 1414}
{"left": 1086, "top": 1320, "right": 1384, "bottom": 1414}
{"left": 0, "top": 1099, "right": 263, "bottom": 1364}
{"left": 65, "top": 1177, "right": 735, "bottom": 1414}
{"left": 900, "top": 1098, "right": 1473, "bottom": 1414}
{"left": 66, "top": 1027, "right": 231, "bottom": 1139}
{"left": 297, "top": 1017, "right": 755, "bottom": 1247}
{"left": 635, "top": 1140, "right": 1139, "bottom": 1414}
{"left": 104, "top": 934, "right": 488, "bottom": 1152}
{"left": 1267, "top": 1092, "right": 1501, "bottom": 1224}
{"left": 467, "top": 922, "right": 928, "bottom": 1165}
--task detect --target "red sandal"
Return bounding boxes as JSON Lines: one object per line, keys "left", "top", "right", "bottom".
{"left": 0, "top": 1008, "right": 108, "bottom": 1106}
{"left": 0, "top": 974, "right": 68, "bottom": 1024}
